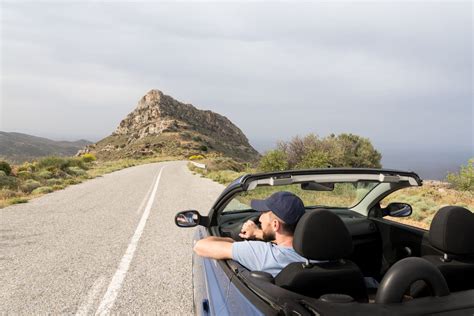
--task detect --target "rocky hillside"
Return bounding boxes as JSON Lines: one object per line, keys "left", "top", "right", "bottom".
{"left": 81, "top": 90, "right": 259, "bottom": 161}
{"left": 0, "top": 131, "right": 92, "bottom": 163}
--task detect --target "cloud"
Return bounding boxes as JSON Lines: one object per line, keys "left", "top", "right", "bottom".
{"left": 1, "top": 1, "right": 472, "bottom": 153}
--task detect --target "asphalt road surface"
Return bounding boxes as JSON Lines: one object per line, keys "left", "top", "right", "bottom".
{"left": 0, "top": 161, "right": 224, "bottom": 314}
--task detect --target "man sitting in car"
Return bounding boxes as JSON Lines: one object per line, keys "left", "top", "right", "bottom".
{"left": 193, "top": 191, "right": 309, "bottom": 277}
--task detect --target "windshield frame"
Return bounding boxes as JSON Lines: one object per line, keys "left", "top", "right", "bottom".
{"left": 208, "top": 168, "right": 422, "bottom": 225}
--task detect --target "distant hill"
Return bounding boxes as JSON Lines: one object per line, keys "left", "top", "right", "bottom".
{"left": 80, "top": 89, "right": 260, "bottom": 161}
{"left": 0, "top": 131, "right": 92, "bottom": 163}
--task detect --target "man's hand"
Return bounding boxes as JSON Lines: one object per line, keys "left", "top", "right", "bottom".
{"left": 239, "top": 220, "right": 263, "bottom": 240}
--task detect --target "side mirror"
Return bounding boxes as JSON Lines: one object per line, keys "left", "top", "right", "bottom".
{"left": 383, "top": 203, "right": 413, "bottom": 217}
{"left": 175, "top": 210, "right": 201, "bottom": 227}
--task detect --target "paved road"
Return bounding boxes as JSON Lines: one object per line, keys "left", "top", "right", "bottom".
{"left": 0, "top": 161, "right": 224, "bottom": 314}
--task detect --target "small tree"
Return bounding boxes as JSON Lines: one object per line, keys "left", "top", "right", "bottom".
{"left": 295, "top": 149, "right": 330, "bottom": 169}
{"left": 0, "top": 161, "right": 12, "bottom": 176}
{"left": 331, "top": 133, "right": 382, "bottom": 168}
{"left": 259, "top": 150, "right": 289, "bottom": 172}
{"left": 446, "top": 158, "right": 474, "bottom": 191}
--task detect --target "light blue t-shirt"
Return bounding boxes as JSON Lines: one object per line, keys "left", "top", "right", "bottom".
{"left": 232, "top": 240, "right": 308, "bottom": 277}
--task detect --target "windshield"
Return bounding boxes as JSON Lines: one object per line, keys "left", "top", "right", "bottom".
{"left": 223, "top": 181, "right": 380, "bottom": 213}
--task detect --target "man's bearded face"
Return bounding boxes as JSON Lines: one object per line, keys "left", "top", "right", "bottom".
{"left": 259, "top": 211, "right": 276, "bottom": 242}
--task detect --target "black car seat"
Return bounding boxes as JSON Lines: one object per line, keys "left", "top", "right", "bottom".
{"left": 274, "top": 209, "right": 368, "bottom": 302}
{"left": 418, "top": 206, "right": 474, "bottom": 294}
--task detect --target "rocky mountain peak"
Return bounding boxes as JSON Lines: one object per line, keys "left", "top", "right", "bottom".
{"left": 85, "top": 90, "right": 259, "bottom": 161}
{"left": 136, "top": 89, "right": 164, "bottom": 109}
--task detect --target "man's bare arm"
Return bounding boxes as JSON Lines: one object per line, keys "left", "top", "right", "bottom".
{"left": 193, "top": 236, "right": 234, "bottom": 260}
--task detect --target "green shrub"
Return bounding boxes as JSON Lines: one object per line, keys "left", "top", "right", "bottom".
{"left": 10, "top": 197, "right": 28, "bottom": 204}
{"left": 0, "top": 161, "right": 12, "bottom": 176}
{"left": 192, "top": 136, "right": 203, "bottom": 142}
{"left": 199, "top": 145, "right": 208, "bottom": 152}
{"left": 65, "top": 178, "right": 82, "bottom": 185}
{"left": 0, "top": 170, "right": 6, "bottom": 177}
{"left": 295, "top": 150, "right": 330, "bottom": 169}
{"left": 17, "top": 170, "right": 32, "bottom": 179}
{"left": 446, "top": 158, "right": 474, "bottom": 191}
{"left": 67, "top": 166, "right": 87, "bottom": 176}
{"left": 69, "top": 158, "right": 87, "bottom": 170}
{"left": 46, "top": 178, "right": 64, "bottom": 186}
{"left": 32, "top": 186, "right": 54, "bottom": 195}
{"left": 21, "top": 179, "right": 41, "bottom": 193}
{"left": 81, "top": 153, "right": 96, "bottom": 163}
{"left": 259, "top": 150, "right": 289, "bottom": 172}
{"left": 37, "top": 157, "right": 86, "bottom": 172}
{"left": 52, "top": 184, "right": 66, "bottom": 190}
{"left": 37, "top": 156, "right": 70, "bottom": 170}
{"left": 51, "top": 169, "right": 70, "bottom": 179}
{"left": 18, "top": 162, "right": 37, "bottom": 173}
{"left": 0, "top": 175, "right": 19, "bottom": 189}
{"left": 36, "top": 170, "right": 53, "bottom": 179}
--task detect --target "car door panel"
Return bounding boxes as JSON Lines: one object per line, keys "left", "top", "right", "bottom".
{"left": 193, "top": 227, "right": 231, "bottom": 315}
{"left": 370, "top": 218, "right": 442, "bottom": 274}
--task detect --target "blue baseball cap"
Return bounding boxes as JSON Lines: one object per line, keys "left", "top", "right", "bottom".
{"left": 251, "top": 191, "right": 305, "bottom": 225}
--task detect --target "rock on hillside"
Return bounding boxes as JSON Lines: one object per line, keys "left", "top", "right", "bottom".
{"left": 81, "top": 90, "right": 259, "bottom": 161}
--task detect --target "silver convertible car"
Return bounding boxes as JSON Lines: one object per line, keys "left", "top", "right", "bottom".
{"left": 175, "top": 168, "right": 474, "bottom": 315}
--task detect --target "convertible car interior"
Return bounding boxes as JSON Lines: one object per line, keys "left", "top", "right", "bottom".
{"left": 217, "top": 206, "right": 474, "bottom": 314}
{"left": 176, "top": 169, "right": 474, "bottom": 315}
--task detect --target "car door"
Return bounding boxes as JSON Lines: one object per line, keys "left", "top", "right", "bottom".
{"left": 370, "top": 218, "right": 435, "bottom": 272}
{"left": 369, "top": 200, "right": 445, "bottom": 274}
{"left": 193, "top": 227, "right": 231, "bottom": 315}
{"left": 193, "top": 227, "right": 269, "bottom": 316}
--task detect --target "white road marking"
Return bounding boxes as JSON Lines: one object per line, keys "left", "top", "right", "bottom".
{"left": 95, "top": 167, "right": 165, "bottom": 315}
{"left": 75, "top": 276, "right": 106, "bottom": 316}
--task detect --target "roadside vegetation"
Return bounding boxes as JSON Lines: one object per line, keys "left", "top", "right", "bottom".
{"left": 446, "top": 158, "right": 474, "bottom": 191}
{"left": 188, "top": 133, "right": 473, "bottom": 230}
{"left": 0, "top": 154, "right": 177, "bottom": 209}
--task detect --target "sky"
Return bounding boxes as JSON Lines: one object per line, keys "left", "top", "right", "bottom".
{"left": 0, "top": 1, "right": 472, "bottom": 179}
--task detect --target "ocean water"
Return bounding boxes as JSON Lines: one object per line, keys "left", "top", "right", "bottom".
{"left": 379, "top": 147, "right": 472, "bottom": 181}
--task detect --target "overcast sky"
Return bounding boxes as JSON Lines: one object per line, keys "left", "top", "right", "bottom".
{"left": 0, "top": 1, "right": 472, "bottom": 176}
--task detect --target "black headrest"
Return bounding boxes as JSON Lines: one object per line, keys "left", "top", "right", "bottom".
{"left": 429, "top": 206, "right": 474, "bottom": 255}
{"left": 293, "top": 209, "right": 353, "bottom": 260}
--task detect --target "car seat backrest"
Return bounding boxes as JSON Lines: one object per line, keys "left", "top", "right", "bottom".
{"left": 293, "top": 209, "right": 353, "bottom": 260}
{"left": 429, "top": 206, "right": 474, "bottom": 256}
{"left": 275, "top": 209, "right": 368, "bottom": 302}
{"left": 415, "top": 206, "right": 474, "bottom": 296}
